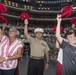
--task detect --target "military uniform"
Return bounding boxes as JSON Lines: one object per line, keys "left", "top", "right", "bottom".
{"left": 27, "top": 36, "right": 50, "bottom": 75}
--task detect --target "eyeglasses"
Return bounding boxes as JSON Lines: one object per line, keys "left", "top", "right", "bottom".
{"left": 9, "top": 30, "right": 16, "bottom": 32}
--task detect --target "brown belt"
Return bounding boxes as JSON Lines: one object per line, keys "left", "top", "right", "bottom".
{"left": 30, "top": 56, "right": 44, "bottom": 59}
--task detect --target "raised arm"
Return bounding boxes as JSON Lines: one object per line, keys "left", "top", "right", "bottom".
{"left": 24, "top": 19, "right": 30, "bottom": 40}
{"left": 56, "top": 14, "right": 63, "bottom": 44}
{"left": 2, "top": 23, "right": 6, "bottom": 34}
{"left": 55, "top": 40, "right": 60, "bottom": 49}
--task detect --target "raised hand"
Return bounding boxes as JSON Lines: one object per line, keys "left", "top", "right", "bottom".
{"left": 3, "top": 23, "right": 7, "bottom": 27}
{"left": 24, "top": 19, "right": 28, "bottom": 25}
{"left": 2, "top": 23, "right": 7, "bottom": 29}
{"left": 71, "top": 24, "right": 75, "bottom": 29}
{"left": 56, "top": 14, "right": 62, "bottom": 23}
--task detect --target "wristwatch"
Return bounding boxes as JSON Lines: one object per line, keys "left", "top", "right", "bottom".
{"left": 4, "top": 57, "right": 8, "bottom": 61}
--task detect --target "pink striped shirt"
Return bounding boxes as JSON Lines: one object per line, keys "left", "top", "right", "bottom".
{"left": 0, "top": 36, "right": 23, "bottom": 70}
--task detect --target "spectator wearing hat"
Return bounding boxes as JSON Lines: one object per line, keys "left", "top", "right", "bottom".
{"left": 24, "top": 19, "right": 50, "bottom": 75}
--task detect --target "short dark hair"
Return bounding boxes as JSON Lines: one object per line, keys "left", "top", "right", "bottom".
{"left": 68, "top": 28, "right": 75, "bottom": 33}
{"left": 64, "top": 28, "right": 75, "bottom": 39}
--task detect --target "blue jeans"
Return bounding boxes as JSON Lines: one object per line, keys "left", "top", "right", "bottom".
{"left": 0, "top": 68, "right": 16, "bottom": 75}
